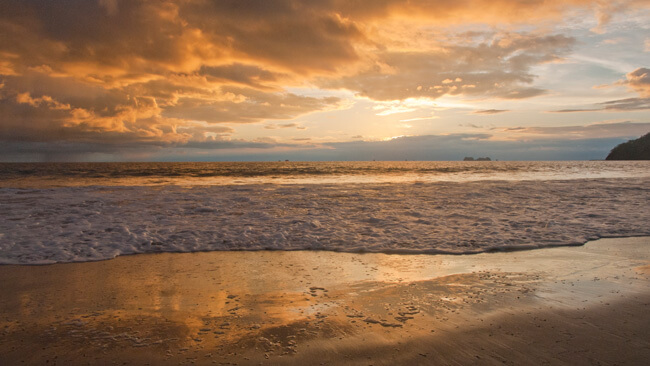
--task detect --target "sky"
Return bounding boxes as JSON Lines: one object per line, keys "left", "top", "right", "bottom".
{"left": 0, "top": 0, "right": 649, "bottom": 162}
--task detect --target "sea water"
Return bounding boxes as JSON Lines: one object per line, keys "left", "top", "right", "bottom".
{"left": 0, "top": 161, "right": 649, "bottom": 264}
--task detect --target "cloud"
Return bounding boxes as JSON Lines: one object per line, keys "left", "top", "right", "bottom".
{"left": 460, "top": 123, "right": 488, "bottom": 129}
{"left": 198, "top": 64, "right": 285, "bottom": 90}
{"left": 0, "top": 137, "right": 310, "bottom": 162}
{"left": 322, "top": 33, "right": 574, "bottom": 101}
{"left": 309, "top": 133, "right": 635, "bottom": 161}
{"left": 163, "top": 88, "right": 341, "bottom": 124}
{"left": 15, "top": 92, "right": 71, "bottom": 110}
{"left": 400, "top": 116, "right": 439, "bottom": 122}
{"left": 590, "top": 1, "right": 625, "bottom": 33}
{"left": 264, "top": 123, "right": 301, "bottom": 129}
{"left": 2, "top": 121, "right": 647, "bottom": 162}
{"left": 551, "top": 108, "right": 599, "bottom": 113}
{"left": 0, "top": 0, "right": 348, "bottom": 148}
{"left": 98, "top": 0, "right": 118, "bottom": 16}
{"left": 334, "top": 0, "right": 643, "bottom": 25}
{"left": 473, "top": 109, "right": 510, "bottom": 115}
{"left": 281, "top": 122, "right": 650, "bottom": 161}
{"left": 551, "top": 68, "right": 650, "bottom": 112}
{"left": 621, "top": 67, "right": 650, "bottom": 97}
{"left": 498, "top": 121, "right": 650, "bottom": 139}
{"left": 0, "top": 67, "right": 340, "bottom": 149}
{"left": 178, "top": 138, "right": 298, "bottom": 150}
{"left": 551, "top": 97, "right": 650, "bottom": 112}
{"left": 1, "top": 0, "right": 649, "bottom": 160}
{"left": 0, "top": 1, "right": 643, "bottom": 82}
{"left": 0, "top": 85, "right": 184, "bottom": 146}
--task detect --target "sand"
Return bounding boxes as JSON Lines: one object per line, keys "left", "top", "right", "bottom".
{"left": 0, "top": 236, "right": 649, "bottom": 365}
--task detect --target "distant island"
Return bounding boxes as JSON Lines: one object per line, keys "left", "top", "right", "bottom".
{"left": 463, "top": 157, "right": 492, "bottom": 161}
{"left": 606, "top": 132, "right": 650, "bottom": 160}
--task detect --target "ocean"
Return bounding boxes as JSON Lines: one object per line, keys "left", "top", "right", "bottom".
{"left": 1, "top": 161, "right": 649, "bottom": 264}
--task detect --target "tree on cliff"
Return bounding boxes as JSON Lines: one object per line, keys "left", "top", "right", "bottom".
{"left": 606, "top": 132, "right": 650, "bottom": 160}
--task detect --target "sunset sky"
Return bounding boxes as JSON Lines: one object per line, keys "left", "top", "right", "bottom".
{"left": 1, "top": 0, "right": 649, "bottom": 161}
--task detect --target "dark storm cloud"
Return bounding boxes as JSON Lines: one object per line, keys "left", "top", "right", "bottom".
{"left": 599, "top": 97, "right": 650, "bottom": 111}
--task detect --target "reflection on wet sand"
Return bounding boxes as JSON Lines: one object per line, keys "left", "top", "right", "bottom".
{"left": 0, "top": 237, "right": 648, "bottom": 365}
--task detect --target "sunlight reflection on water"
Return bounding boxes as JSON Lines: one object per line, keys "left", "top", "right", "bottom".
{"left": 1, "top": 161, "right": 648, "bottom": 188}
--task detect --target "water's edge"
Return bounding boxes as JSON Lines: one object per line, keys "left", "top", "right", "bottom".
{"left": 2, "top": 175, "right": 648, "bottom": 265}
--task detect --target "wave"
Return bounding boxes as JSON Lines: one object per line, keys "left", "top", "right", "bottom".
{"left": 1, "top": 178, "right": 648, "bottom": 265}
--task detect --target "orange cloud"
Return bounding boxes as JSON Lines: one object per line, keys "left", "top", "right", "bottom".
{"left": 322, "top": 33, "right": 574, "bottom": 100}
{"left": 623, "top": 68, "right": 650, "bottom": 97}
{"left": 16, "top": 92, "right": 71, "bottom": 110}
{"left": 0, "top": 0, "right": 648, "bottom": 157}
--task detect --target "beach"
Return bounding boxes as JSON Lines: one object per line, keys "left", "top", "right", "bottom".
{"left": 1, "top": 236, "right": 648, "bottom": 365}
{"left": 2, "top": 0, "right": 650, "bottom": 363}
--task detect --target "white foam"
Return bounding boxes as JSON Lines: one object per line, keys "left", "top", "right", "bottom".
{"left": 1, "top": 178, "right": 649, "bottom": 264}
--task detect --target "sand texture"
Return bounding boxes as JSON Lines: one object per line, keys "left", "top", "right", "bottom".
{"left": 0, "top": 237, "right": 649, "bottom": 365}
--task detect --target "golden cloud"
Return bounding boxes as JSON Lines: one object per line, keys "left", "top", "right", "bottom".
{"left": 0, "top": 0, "right": 647, "bottom": 155}
{"left": 624, "top": 68, "right": 650, "bottom": 97}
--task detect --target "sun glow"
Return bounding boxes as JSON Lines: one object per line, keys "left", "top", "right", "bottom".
{"left": 0, "top": 0, "right": 648, "bottom": 161}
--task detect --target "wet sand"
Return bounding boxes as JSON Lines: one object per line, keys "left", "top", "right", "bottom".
{"left": 1, "top": 237, "right": 649, "bottom": 365}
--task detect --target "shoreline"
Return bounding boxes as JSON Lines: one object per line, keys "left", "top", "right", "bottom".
{"left": 1, "top": 236, "right": 648, "bottom": 365}
{"left": 3, "top": 233, "right": 650, "bottom": 267}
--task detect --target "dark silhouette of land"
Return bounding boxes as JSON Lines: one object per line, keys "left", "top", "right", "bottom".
{"left": 606, "top": 132, "right": 650, "bottom": 160}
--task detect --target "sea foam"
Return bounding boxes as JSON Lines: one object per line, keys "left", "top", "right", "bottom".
{"left": 1, "top": 178, "right": 649, "bottom": 264}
